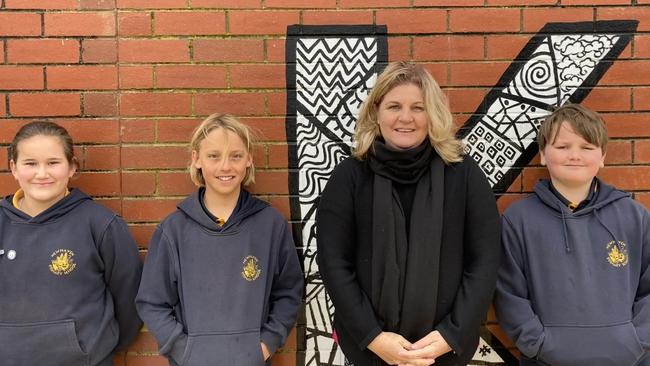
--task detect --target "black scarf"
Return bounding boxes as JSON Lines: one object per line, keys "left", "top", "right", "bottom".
{"left": 368, "top": 140, "right": 444, "bottom": 342}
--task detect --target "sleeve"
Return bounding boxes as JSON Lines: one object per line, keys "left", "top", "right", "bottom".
{"left": 633, "top": 209, "right": 650, "bottom": 349}
{"left": 98, "top": 216, "right": 144, "bottom": 350}
{"left": 434, "top": 159, "right": 502, "bottom": 356}
{"left": 135, "top": 227, "right": 188, "bottom": 364}
{"left": 316, "top": 162, "right": 383, "bottom": 350}
{"left": 260, "top": 220, "right": 304, "bottom": 355}
{"left": 493, "top": 215, "right": 545, "bottom": 358}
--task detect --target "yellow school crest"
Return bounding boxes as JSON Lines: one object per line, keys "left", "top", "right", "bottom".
{"left": 242, "top": 255, "right": 261, "bottom": 281}
{"left": 49, "top": 249, "right": 76, "bottom": 275}
{"left": 606, "top": 241, "right": 628, "bottom": 267}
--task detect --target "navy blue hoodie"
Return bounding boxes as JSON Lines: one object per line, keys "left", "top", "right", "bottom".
{"left": 495, "top": 179, "right": 650, "bottom": 366}
{"left": 0, "top": 188, "right": 143, "bottom": 366}
{"left": 136, "top": 189, "right": 303, "bottom": 366}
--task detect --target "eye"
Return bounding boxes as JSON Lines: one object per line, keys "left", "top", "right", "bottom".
{"left": 24, "top": 162, "right": 36, "bottom": 166}
{"left": 48, "top": 161, "right": 60, "bottom": 166}
{"left": 412, "top": 105, "right": 425, "bottom": 112}
{"left": 207, "top": 154, "right": 219, "bottom": 160}
{"left": 387, "top": 104, "right": 400, "bottom": 110}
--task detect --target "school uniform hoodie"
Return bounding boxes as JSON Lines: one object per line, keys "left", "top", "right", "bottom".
{"left": 495, "top": 179, "right": 650, "bottom": 366}
{"left": 136, "top": 189, "right": 303, "bottom": 366}
{"left": 0, "top": 188, "right": 143, "bottom": 366}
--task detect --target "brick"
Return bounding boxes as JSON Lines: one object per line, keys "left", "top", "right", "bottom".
{"left": 267, "top": 92, "right": 286, "bottom": 116}
{"left": 486, "top": 35, "right": 530, "bottom": 60}
{"left": 122, "top": 171, "right": 156, "bottom": 195}
{"left": 252, "top": 144, "right": 267, "bottom": 168}
{"left": 636, "top": 35, "right": 650, "bottom": 59}
{"left": 0, "top": 173, "right": 19, "bottom": 196}
{"left": 121, "top": 145, "right": 189, "bottom": 169}
{"left": 193, "top": 39, "right": 264, "bottom": 62}
{"left": 415, "top": 0, "right": 483, "bottom": 5}
{"left": 388, "top": 37, "right": 411, "bottom": 61}
{"left": 242, "top": 117, "right": 287, "bottom": 141}
{"left": 446, "top": 88, "right": 485, "bottom": 113}
{"left": 581, "top": 87, "right": 631, "bottom": 112}
{"left": 157, "top": 118, "right": 201, "bottom": 142}
{"left": 120, "top": 119, "right": 156, "bottom": 142}
{"left": 195, "top": 92, "right": 266, "bottom": 116}
{"left": 80, "top": 0, "right": 116, "bottom": 9}
{"left": 376, "top": 9, "right": 447, "bottom": 34}
{"left": 422, "top": 63, "right": 448, "bottom": 87}
{"left": 603, "top": 140, "right": 631, "bottom": 164}
{"left": 0, "top": 148, "right": 8, "bottom": 170}
{"left": 84, "top": 145, "right": 120, "bottom": 170}
{"left": 303, "top": 10, "right": 371, "bottom": 24}
{"left": 159, "top": 172, "right": 195, "bottom": 195}
{"left": 601, "top": 61, "right": 650, "bottom": 86}
{"left": 266, "top": 0, "right": 335, "bottom": 7}
{"left": 119, "top": 40, "right": 189, "bottom": 63}
{"left": 487, "top": 0, "right": 558, "bottom": 4}
{"left": 634, "top": 140, "right": 650, "bottom": 163}
{"left": 0, "top": 119, "right": 28, "bottom": 143}
{"left": 268, "top": 144, "right": 288, "bottom": 168}
{"left": 127, "top": 224, "right": 156, "bottom": 248}
{"left": 414, "top": 35, "right": 483, "bottom": 61}
{"left": 522, "top": 167, "right": 549, "bottom": 191}
{"left": 266, "top": 39, "right": 285, "bottom": 63}
{"left": 118, "top": 12, "right": 152, "bottom": 36}
{"left": 604, "top": 113, "right": 650, "bottom": 138}
{"left": 10, "top": 93, "right": 80, "bottom": 117}
{"left": 0, "top": 12, "right": 41, "bottom": 36}
{"left": 154, "top": 11, "right": 225, "bottom": 35}
{"left": 5, "top": 0, "right": 76, "bottom": 9}
{"left": 82, "top": 39, "right": 117, "bottom": 63}
{"left": 524, "top": 8, "right": 593, "bottom": 33}
{"left": 117, "top": 0, "right": 188, "bottom": 8}
{"left": 637, "top": 193, "right": 650, "bottom": 211}
{"left": 340, "top": 0, "right": 409, "bottom": 7}
{"left": 7, "top": 39, "right": 80, "bottom": 64}
{"left": 56, "top": 119, "right": 120, "bottom": 143}
{"left": 599, "top": 166, "right": 650, "bottom": 191}
{"left": 119, "top": 66, "right": 154, "bottom": 89}
{"left": 248, "top": 171, "right": 288, "bottom": 194}
{"left": 74, "top": 172, "right": 120, "bottom": 196}
{"left": 634, "top": 88, "right": 650, "bottom": 111}
{"left": 122, "top": 199, "right": 181, "bottom": 222}
{"left": 191, "top": 0, "right": 260, "bottom": 7}
{"left": 48, "top": 66, "right": 118, "bottom": 90}
{"left": 84, "top": 93, "right": 117, "bottom": 116}
{"left": 156, "top": 65, "right": 227, "bottom": 89}
{"left": 45, "top": 12, "right": 116, "bottom": 36}
{"left": 0, "top": 66, "right": 44, "bottom": 90}
{"left": 563, "top": 0, "right": 630, "bottom": 4}
{"left": 229, "top": 11, "right": 300, "bottom": 35}
{"left": 230, "top": 65, "right": 285, "bottom": 88}
{"left": 597, "top": 7, "right": 650, "bottom": 32}
{"left": 450, "top": 8, "right": 520, "bottom": 33}
{"left": 449, "top": 62, "right": 508, "bottom": 87}
{"left": 120, "top": 93, "right": 192, "bottom": 117}
{"left": 0, "top": 96, "right": 5, "bottom": 117}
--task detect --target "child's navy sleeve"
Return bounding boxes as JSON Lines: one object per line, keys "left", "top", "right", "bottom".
{"left": 260, "top": 220, "right": 304, "bottom": 355}
{"left": 494, "top": 215, "right": 545, "bottom": 358}
{"left": 633, "top": 209, "right": 650, "bottom": 350}
{"left": 135, "top": 227, "right": 188, "bottom": 364}
{"left": 99, "top": 216, "right": 143, "bottom": 350}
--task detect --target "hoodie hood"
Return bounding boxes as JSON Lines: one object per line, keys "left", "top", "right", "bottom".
{"left": 0, "top": 188, "right": 91, "bottom": 224}
{"left": 177, "top": 188, "right": 268, "bottom": 232}
{"left": 533, "top": 179, "right": 629, "bottom": 252}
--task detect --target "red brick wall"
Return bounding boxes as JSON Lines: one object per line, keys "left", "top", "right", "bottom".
{"left": 1, "top": 1, "right": 649, "bottom": 365}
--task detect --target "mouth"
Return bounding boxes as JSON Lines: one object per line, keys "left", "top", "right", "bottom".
{"left": 216, "top": 176, "right": 235, "bottom": 181}
{"left": 394, "top": 128, "right": 415, "bottom": 133}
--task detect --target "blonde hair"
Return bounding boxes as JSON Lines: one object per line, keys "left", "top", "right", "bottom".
{"left": 189, "top": 113, "right": 256, "bottom": 187}
{"left": 538, "top": 103, "right": 608, "bottom": 153}
{"left": 353, "top": 61, "right": 463, "bottom": 164}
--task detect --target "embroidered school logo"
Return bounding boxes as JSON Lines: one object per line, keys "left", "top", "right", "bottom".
{"left": 49, "top": 249, "right": 76, "bottom": 275}
{"left": 242, "top": 255, "right": 261, "bottom": 281}
{"left": 606, "top": 241, "right": 628, "bottom": 267}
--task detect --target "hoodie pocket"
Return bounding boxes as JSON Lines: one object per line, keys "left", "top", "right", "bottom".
{"left": 182, "top": 330, "right": 265, "bottom": 366}
{"left": 538, "top": 322, "right": 643, "bottom": 366}
{"left": 0, "top": 319, "right": 89, "bottom": 366}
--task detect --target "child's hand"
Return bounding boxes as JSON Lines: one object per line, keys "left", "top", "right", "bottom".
{"left": 261, "top": 342, "right": 271, "bottom": 361}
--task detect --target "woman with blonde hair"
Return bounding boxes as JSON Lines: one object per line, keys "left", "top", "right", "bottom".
{"left": 317, "top": 62, "right": 500, "bottom": 366}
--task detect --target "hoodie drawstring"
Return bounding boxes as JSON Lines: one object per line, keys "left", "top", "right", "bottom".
{"left": 559, "top": 203, "right": 571, "bottom": 252}
{"left": 594, "top": 209, "right": 623, "bottom": 252}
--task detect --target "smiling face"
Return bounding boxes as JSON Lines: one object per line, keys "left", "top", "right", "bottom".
{"left": 541, "top": 121, "right": 606, "bottom": 192}
{"left": 377, "top": 83, "right": 429, "bottom": 150}
{"left": 10, "top": 134, "right": 76, "bottom": 210}
{"left": 192, "top": 127, "right": 252, "bottom": 200}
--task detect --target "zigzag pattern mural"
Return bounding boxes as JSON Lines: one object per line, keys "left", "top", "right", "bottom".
{"left": 285, "top": 20, "right": 637, "bottom": 366}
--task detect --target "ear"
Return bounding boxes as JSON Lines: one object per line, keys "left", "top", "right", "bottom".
{"left": 68, "top": 157, "right": 78, "bottom": 178}
{"left": 539, "top": 150, "right": 546, "bottom": 166}
{"left": 191, "top": 150, "right": 201, "bottom": 169}
{"left": 600, "top": 152, "right": 606, "bottom": 168}
{"left": 9, "top": 160, "right": 18, "bottom": 180}
{"left": 246, "top": 153, "right": 252, "bottom": 168}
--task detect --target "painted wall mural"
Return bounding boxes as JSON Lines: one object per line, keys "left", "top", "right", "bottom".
{"left": 285, "top": 20, "right": 638, "bottom": 366}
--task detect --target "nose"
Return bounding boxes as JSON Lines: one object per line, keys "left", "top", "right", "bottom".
{"left": 398, "top": 109, "right": 414, "bottom": 122}
{"left": 36, "top": 164, "right": 48, "bottom": 178}
{"left": 219, "top": 158, "right": 231, "bottom": 171}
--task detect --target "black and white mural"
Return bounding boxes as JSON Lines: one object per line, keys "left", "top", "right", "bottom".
{"left": 285, "top": 20, "right": 638, "bottom": 366}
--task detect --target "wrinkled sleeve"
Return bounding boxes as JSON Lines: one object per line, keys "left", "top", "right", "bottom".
{"left": 99, "top": 216, "right": 143, "bottom": 350}
{"left": 633, "top": 209, "right": 650, "bottom": 349}
{"left": 316, "top": 162, "right": 382, "bottom": 350}
{"left": 135, "top": 227, "right": 188, "bottom": 364}
{"left": 494, "top": 215, "right": 545, "bottom": 358}
{"left": 435, "top": 159, "right": 501, "bottom": 356}
{"left": 260, "top": 220, "right": 304, "bottom": 355}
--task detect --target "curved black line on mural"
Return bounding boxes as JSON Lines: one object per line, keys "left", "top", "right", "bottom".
{"left": 457, "top": 20, "right": 638, "bottom": 195}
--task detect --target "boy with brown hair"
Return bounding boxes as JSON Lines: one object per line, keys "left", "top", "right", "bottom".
{"left": 495, "top": 104, "right": 650, "bottom": 365}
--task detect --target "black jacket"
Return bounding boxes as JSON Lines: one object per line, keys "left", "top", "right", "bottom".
{"left": 316, "top": 156, "right": 500, "bottom": 365}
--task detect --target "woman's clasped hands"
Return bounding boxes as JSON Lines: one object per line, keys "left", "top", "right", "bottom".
{"left": 368, "top": 331, "right": 452, "bottom": 366}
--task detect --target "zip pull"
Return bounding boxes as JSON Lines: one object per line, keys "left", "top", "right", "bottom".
{"left": 0, "top": 249, "right": 4, "bottom": 256}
